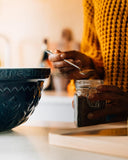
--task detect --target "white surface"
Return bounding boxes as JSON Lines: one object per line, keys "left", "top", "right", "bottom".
{"left": 0, "top": 124, "right": 126, "bottom": 160}
{"left": 24, "top": 91, "right": 74, "bottom": 126}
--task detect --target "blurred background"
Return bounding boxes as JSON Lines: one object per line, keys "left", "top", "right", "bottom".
{"left": 0, "top": 0, "right": 83, "bottom": 68}
{"left": 0, "top": 0, "right": 83, "bottom": 124}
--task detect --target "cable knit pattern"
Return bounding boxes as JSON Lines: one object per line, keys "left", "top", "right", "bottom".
{"left": 81, "top": 0, "right": 128, "bottom": 92}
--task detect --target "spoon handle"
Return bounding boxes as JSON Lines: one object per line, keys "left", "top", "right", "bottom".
{"left": 44, "top": 50, "right": 95, "bottom": 77}
{"left": 63, "top": 59, "right": 80, "bottom": 70}
{"left": 44, "top": 50, "right": 81, "bottom": 70}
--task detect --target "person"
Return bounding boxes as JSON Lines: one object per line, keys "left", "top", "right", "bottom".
{"left": 57, "top": 28, "right": 80, "bottom": 52}
{"left": 51, "top": 28, "right": 80, "bottom": 92}
{"left": 48, "top": 0, "right": 128, "bottom": 122}
{"left": 40, "top": 38, "right": 49, "bottom": 67}
{"left": 40, "top": 38, "right": 53, "bottom": 90}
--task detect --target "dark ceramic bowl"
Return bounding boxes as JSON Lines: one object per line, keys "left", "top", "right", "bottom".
{"left": 0, "top": 68, "right": 50, "bottom": 131}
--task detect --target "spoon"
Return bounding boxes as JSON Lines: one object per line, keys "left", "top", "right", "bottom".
{"left": 44, "top": 50, "right": 95, "bottom": 77}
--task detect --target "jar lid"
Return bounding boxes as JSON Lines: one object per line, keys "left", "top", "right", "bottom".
{"left": 75, "top": 80, "right": 103, "bottom": 88}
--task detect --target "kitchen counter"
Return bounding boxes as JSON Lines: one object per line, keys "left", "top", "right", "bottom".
{"left": 0, "top": 122, "right": 127, "bottom": 160}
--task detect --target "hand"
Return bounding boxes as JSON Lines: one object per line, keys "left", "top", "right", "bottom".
{"left": 48, "top": 50, "right": 93, "bottom": 79}
{"left": 88, "top": 85, "right": 128, "bottom": 122}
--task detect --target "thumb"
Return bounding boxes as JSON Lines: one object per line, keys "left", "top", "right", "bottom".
{"left": 53, "top": 50, "right": 62, "bottom": 54}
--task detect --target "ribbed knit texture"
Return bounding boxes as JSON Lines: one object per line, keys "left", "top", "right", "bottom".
{"left": 81, "top": 0, "right": 128, "bottom": 92}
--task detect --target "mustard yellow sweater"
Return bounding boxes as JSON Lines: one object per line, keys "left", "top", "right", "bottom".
{"left": 81, "top": 0, "right": 128, "bottom": 92}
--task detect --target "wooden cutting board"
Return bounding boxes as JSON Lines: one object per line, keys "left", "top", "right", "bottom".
{"left": 49, "top": 122, "right": 128, "bottom": 158}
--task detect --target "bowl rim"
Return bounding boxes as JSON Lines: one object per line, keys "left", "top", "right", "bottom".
{"left": 0, "top": 68, "right": 50, "bottom": 81}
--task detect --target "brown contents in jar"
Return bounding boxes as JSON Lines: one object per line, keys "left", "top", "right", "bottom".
{"left": 74, "top": 95, "right": 105, "bottom": 127}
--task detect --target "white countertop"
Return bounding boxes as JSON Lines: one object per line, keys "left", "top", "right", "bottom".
{"left": 24, "top": 91, "right": 74, "bottom": 125}
{"left": 0, "top": 122, "right": 127, "bottom": 160}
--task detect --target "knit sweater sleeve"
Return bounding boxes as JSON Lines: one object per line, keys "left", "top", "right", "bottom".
{"left": 93, "top": 0, "right": 128, "bottom": 91}
{"left": 81, "top": 0, "right": 104, "bottom": 79}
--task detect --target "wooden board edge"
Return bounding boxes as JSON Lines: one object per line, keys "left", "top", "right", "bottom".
{"left": 49, "top": 132, "right": 128, "bottom": 159}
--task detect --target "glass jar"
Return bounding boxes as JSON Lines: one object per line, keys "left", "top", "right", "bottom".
{"left": 74, "top": 80, "right": 105, "bottom": 127}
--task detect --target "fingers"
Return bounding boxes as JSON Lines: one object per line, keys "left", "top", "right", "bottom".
{"left": 59, "top": 67, "right": 75, "bottom": 73}
{"left": 88, "top": 84, "right": 125, "bottom": 102}
{"left": 48, "top": 50, "right": 82, "bottom": 72}
{"left": 53, "top": 59, "right": 81, "bottom": 69}
{"left": 54, "top": 50, "right": 61, "bottom": 53}
{"left": 48, "top": 49, "right": 93, "bottom": 79}
{"left": 68, "top": 70, "right": 92, "bottom": 80}
{"left": 97, "top": 85, "right": 124, "bottom": 95}
{"left": 48, "top": 51, "right": 63, "bottom": 62}
{"left": 61, "top": 50, "right": 79, "bottom": 59}
{"left": 49, "top": 50, "right": 81, "bottom": 62}
{"left": 88, "top": 92, "right": 122, "bottom": 101}
{"left": 87, "top": 105, "right": 128, "bottom": 120}
{"left": 87, "top": 84, "right": 128, "bottom": 121}
{"left": 48, "top": 50, "right": 69, "bottom": 62}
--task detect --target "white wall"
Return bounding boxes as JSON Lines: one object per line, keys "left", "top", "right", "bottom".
{"left": 0, "top": 0, "right": 83, "bottom": 67}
